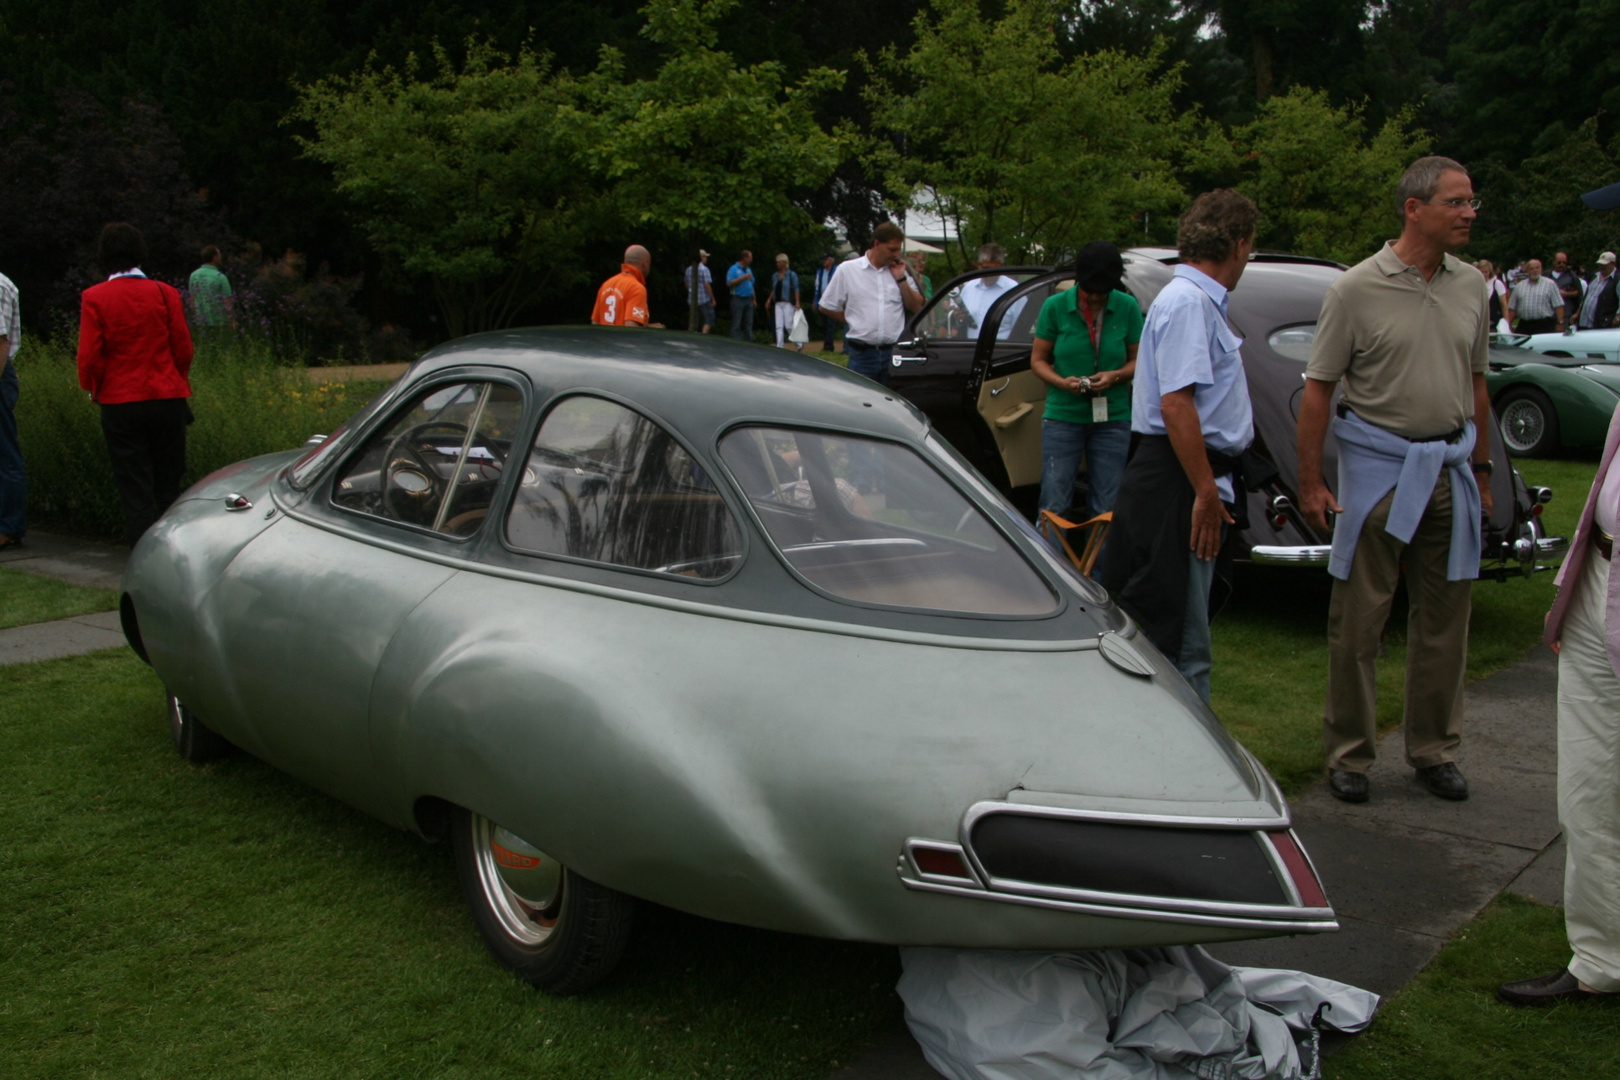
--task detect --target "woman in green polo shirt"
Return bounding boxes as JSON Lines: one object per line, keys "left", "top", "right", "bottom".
{"left": 1031, "top": 242, "right": 1143, "bottom": 521}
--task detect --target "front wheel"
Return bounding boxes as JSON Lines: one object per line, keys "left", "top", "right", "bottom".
{"left": 451, "top": 806, "right": 633, "bottom": 994}
{"left": 1496, "top": 387, "right": 1560, "bottom": 457}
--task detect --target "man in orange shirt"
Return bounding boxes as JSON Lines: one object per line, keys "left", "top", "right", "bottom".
{"left": 591, "top": 245, "right": 662, "bottom": 327}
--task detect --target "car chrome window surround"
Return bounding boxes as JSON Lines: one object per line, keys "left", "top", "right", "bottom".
{"left": 497, "top": 389, "right": 750, "bottom": 588}
{"left": 712, "top": 418, "right": 1064, "bottom": 622}
{"left": 320, "top": 367, "right": 533, "bottom": 548}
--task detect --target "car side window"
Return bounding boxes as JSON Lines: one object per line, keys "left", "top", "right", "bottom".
{"left": 718, "top": 425, "right": 1057, "bottom": 616}
{"left": 913, "top": 272, "right": 1038, "bottom": 342}
{"left": 505, "top": 396, "right": 743, "bottom": 580}
{"left": 332, "top": 381, "right": 524, "bottom": 537}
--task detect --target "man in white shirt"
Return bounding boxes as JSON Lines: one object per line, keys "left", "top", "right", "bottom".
{"left": 958, "top": 243, "right": 1025, "bottom": 340}
{"left": 817, "top": 221, "right": 924, "bottom": 385}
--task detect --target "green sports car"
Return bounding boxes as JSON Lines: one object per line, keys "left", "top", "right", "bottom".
{"left": 1488, "top": 331, "right": 1620, "bottom": 456}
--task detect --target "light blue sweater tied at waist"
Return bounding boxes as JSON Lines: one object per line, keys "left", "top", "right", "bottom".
{"left": 1329, "top": 409, "right": 1482, "bottom": 582}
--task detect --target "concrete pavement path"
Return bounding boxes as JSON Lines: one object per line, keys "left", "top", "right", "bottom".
{"left": 831, "top": 648, "right": 1564, "bottom": 1080}
{"left": 0, "top": 530, "right": 128, "bottom": 590}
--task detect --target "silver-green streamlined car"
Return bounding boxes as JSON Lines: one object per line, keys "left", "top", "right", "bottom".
{"left": 121, "top": 329, "right": 1336, "bottom": 993}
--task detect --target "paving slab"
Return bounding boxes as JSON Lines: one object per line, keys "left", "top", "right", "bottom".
{"left": 0, "top": 531, "right": 128, "bottom": 590}
{"left": 0, "top": 610, "right": 127, "bottom": 665}
{"left": 827, "top": 647, "right": 1565, "bottom": 1079}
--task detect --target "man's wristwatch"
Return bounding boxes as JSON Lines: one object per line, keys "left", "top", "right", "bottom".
{"left": 1471, "top": 460, "right": 1494, "bottom": 476}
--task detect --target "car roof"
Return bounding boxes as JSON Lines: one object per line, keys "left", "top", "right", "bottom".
{"left": 409, "top": 327, "right": 933, "bottom": 443}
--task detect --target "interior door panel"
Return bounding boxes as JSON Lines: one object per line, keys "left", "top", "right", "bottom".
{"left": 976, "top": 369, "right": 1048, "bottom": 488}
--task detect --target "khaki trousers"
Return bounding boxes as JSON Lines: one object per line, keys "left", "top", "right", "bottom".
{"left": 1558, "top": 550, "right": 1620, "bottom": 991}
{"left": 1325, "top": 477, "right": 1472, "bottom": 773}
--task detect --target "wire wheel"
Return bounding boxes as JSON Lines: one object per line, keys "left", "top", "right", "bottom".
{"left": 1496, "top": 388, "right": 1559, "bottom": 457}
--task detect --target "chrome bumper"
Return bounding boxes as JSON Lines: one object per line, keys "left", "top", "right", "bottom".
{"left": 1248, "top": 545, "right": 1332, "bottom": 567}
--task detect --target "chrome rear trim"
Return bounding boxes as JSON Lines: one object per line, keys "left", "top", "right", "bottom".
{"left": 1249, "top": 545, "right": 1332, "bottom": 566}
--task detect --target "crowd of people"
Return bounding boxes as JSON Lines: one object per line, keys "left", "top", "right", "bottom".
{"left": 1479, "top": 249, "right": 1620, "bottom": 334}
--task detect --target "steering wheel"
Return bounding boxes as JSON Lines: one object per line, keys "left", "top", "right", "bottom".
{"left": 384, "top": 422, "right": 501, "bottom": 523}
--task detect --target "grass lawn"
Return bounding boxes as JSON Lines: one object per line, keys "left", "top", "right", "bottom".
{"left": 1212, "top": 455, "right": 1599, "bottom": 795}
{"left": 0, "top": 651, "right": 901, "bottom": 1080}
{"left": 1327, "top": 896, "right": 1620, "bottom": 1079}
{"left": 0, "top": 565, "right": 118, "bottom": 630}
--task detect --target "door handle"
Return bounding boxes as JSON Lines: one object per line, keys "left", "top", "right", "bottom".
{"left": 891, "top": 352, "right": 928, "bottom": 366}
{"left": 993, "top": 402, "right": 1034, "bottom": 428}
{"left": 989, "top": 377, "right": 1012, "bottom": 397}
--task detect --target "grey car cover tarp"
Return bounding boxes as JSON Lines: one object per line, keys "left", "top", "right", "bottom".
{"left": 899, "top": 946, "right": 1379, "bottom": 1080}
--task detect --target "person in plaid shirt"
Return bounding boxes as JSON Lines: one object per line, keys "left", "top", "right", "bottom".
{"left": 0, "top": 269, "right": 22, "bottom": 549}
{"left": 1508, "top": 258, "right": 1567, "bottom": 334}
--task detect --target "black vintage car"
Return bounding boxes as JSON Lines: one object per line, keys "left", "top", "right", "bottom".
{"left": 885, "top": 250, "right": 1566, "bottom": 580}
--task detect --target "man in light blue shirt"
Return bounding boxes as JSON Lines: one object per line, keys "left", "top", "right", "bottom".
{"left": 727, "top": 250, "right": 757, "bottom": 341}
{"left": 1097, "top": 190, "right": 1257, "bottom": 702}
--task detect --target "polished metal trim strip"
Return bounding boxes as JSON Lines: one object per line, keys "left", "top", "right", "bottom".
{"left": 960, "top": 800, "right": 1292, "bottom": 837}
{"left": 896, "top": 875, "right": 1339, "bottom": 933}
{"left": 1249, "top": 545, "right": 1333, "bottom": 566}
{"left": 270, "top": 491, "right": 1107, "bottom": 654}
{"left": 903, "top": 838, "right": 985, "bottom": 889}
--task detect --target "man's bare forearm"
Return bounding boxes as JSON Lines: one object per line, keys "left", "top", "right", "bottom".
{"left": 1297, "top": 377, "right": 1336, "bottom": 487}
{"left": 1161, "top": 391, "right": 1217, "bottom": 497}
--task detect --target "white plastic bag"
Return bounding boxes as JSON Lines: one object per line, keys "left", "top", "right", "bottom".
{"left": 789, "top": 307, "right": 810, "bottom": 344}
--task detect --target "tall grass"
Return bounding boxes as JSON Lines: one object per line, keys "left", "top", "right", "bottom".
{"left": 15, "top": 334, "right": 393, "bottom": 540}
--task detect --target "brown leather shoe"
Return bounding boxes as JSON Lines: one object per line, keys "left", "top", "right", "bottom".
{"left": 1415, "top": 762, "right": 1469, "bottom": 800}
{"left": 1329, "top": 769, "right": 1369, "bottom": 803}
{"left": 1498, "top": 970, "right": 1609, "bottom": 1006}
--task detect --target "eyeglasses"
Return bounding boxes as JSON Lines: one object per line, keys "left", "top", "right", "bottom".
{"left": 1430, "top": 197, "right": 1483, "bottom": 211}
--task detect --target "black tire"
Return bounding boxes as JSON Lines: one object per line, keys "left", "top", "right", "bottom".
{"left": 166, "top": 693, "right": 233, "bottom": 762}
{"left": 451, "top": 805, "right": 633, "bottom": 994}
{"left": 1496, "top": 386, "right": 1560, "bottom": 457}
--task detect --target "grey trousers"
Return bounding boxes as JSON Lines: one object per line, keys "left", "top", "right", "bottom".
{"left": 1325, "top": 477, "right": 1472, "bottom": 773}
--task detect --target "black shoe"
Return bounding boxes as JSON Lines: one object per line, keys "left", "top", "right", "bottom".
{"left": 1415, "top": 762, "right": 1469, "bottom": 800}
{"left": 1329, "top": 769, "right": 1369, "bottom": 803}
{"left": 1498, "top": 970, "right": 1607, "bottom": 1006}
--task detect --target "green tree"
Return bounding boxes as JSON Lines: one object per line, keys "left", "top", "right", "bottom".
{"left": 567, "top": 0, "right": 847, "bottom": 330}
{"left": 1470, "top": 118, "right": 1620, "bottom": 264}
{"left": 292, "top": 42, "right": 596, "bottom": 338}
{"left": 866, "top": 0, "right": 1186, "bottom": 269}
{"left": 1192, "top": 87, "right": 1431, "bottom": 265}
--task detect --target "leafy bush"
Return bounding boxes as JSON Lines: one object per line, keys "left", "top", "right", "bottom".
{"left": 15, "top": 334, "right": 392, "bottom": 540}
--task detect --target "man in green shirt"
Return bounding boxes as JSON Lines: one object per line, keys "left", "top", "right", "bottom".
{"left": 1030, "top": 242, "right": 1143, "bottom": 520}
{"left": 188, "top": 246, "right": 232, "bottom": 331}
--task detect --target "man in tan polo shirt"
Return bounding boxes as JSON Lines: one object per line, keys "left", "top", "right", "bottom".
{"left": 1297, "top": 155, "right": 1497, "bottom": 805}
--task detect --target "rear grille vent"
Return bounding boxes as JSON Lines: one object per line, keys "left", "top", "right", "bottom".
{"left": 970, "top": 815, "right": 1288, "bottom": 906}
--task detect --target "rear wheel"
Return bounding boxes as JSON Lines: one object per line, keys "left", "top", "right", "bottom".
{"left": 166, "top": 694, "right": 232, "bottom": 762}
{"left": 1497, "top": 387, "right": 1560, "bottom": 457}
{"left": 451, "top": 806, "right": 633, "bottom": 994}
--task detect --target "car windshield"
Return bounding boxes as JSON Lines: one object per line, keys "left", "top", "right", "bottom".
{"left": 718, "top": 426, "right": 1057, "bottom": 616}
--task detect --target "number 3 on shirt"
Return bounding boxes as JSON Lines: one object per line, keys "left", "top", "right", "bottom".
{"left": 603, "top": 295, "right": 618, "bottom": 324}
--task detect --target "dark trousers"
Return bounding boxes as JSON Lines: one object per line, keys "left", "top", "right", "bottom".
{"left": 730, "top": 299, "right": 755, "bottom": 341}
{"left": 1519, "top": 317, "right": 1557, "bottom": 335}
{"left": 101, "top": 398, "right": 189, "bottom": 547}
{"left": 0, "top": 361, "right": 23, "bottom": 539}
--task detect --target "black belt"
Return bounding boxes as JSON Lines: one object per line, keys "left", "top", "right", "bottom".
{"left": 1337, "top": 402, "right": 1464, "bottom": 444}
{"left": 845, "top": 338, "right": 894, "bottom": 350}
{"left": 1596, "top": 526, "right": 1613, "bottom": 561}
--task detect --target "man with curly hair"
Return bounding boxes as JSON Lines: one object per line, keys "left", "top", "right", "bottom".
{"left": 1096, "top": 190, "right": 1257, "bottom": 702}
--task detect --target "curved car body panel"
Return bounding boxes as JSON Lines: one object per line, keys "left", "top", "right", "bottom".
{"left": 124, "top": 329, "right": 1336, "bottom": 954}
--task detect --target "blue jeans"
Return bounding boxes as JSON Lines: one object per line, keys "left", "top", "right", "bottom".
{"left": 845, "top": 341, "right": 893, "bottom": 386}
{"left": 0, "top": 361, "right": 23, "bottom": 540}
{"left": 730, "top": 298, "right": 755, "bottom": 341}
{"left": 820, "top": 310, "right": 839, "bottom": 351}
{"left": 1179, "top": 532, "right": 1226, "bottom": 703}
{"left": 1038, "top": 419, "right": 1129, "bottom": 520}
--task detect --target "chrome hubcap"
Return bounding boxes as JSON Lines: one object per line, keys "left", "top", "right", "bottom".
{"left": 471, "top": 815, "right": 563, "bottom": 946}
{"left": 1500, "top": 400, "right": 1545, "bottom": 453}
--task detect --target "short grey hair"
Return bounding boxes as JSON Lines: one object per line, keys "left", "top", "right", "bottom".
{"left": 1396, "top": 156, "right": 1468, "bottom": 222}
{"left": 977, "top": 243, "right": 1005, "bottom": 265}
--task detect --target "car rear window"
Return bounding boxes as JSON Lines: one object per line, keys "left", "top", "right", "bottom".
{"left": 505, "top": 395, "right": 743, "bottom": 580}
{"left": 718, "top": 426, "right": 1057, "bottom": 616}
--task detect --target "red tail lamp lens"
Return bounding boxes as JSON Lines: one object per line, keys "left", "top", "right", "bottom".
{"left": 1272, "top": 513, "right": 1288, "bottom": 529}
{"left": 1267, "top": 830, "right": 1328, "bottom": 908}
{"left": 914, "top": 848, "right": 973, "bottom": 879}
{"left": 1531, "top": 504, "right": 1543, "bottom": 516}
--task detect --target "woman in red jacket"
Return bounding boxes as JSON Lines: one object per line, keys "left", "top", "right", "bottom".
{"left": 77, "top": 223, "right": 195, "bottom": 546}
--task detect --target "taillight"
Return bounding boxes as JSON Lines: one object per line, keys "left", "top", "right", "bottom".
{"left": 1267, "top": 829, "right": 1329, "bottom": 908}
{"left": 913, "top": 847, "right": 974, "bottom": 880}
